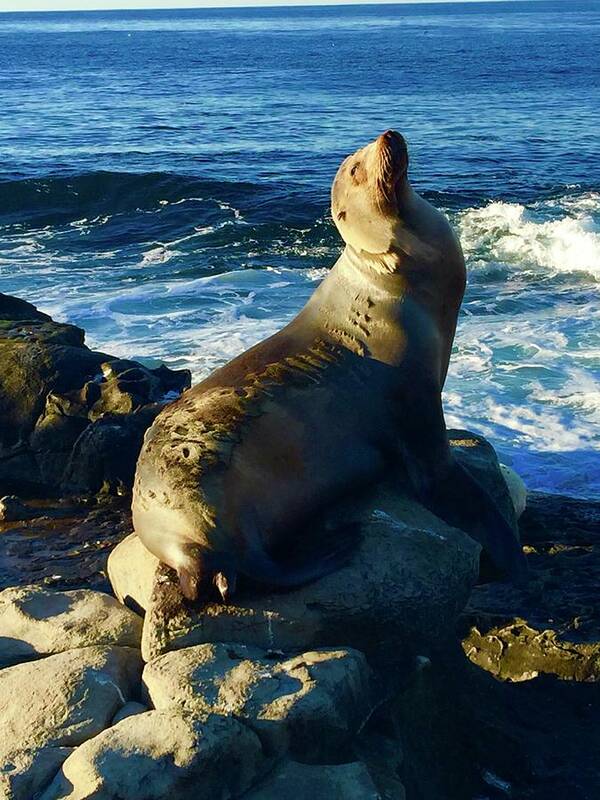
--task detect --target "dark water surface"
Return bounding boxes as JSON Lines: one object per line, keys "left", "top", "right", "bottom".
{"left": 0, "top": 0, "right": 599, "bottom": 496}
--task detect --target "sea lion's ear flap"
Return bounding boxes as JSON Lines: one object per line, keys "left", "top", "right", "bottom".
{"left": 375, "top": 130, "right": 409, "bottom": 210}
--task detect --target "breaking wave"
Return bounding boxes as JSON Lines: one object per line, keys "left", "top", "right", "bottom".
{"left": 455, "top": 192, "right": 600, "bottom": 278}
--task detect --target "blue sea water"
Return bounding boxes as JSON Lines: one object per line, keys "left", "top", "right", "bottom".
{"left": 0, "top": 0, "right": 599, "bottom": 498}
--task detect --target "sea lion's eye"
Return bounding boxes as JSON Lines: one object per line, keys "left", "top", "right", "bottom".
{"left": 350, "top": 163, "right": 360, "bottom": 177}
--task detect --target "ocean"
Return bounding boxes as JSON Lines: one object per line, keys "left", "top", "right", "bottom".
{"left": 0, "top": 0, "right": 598, "bottom": 498}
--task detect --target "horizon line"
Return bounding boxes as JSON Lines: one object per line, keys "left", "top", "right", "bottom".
{"left": 0, "top": 0, "right": 554, "bottom": 16}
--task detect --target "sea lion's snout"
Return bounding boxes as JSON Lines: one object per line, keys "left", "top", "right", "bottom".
{"left": 377, "top": 129, "right": 407, "bottom": 154}
{"left": 374, "top": 130, "right": 409, "bottom": 207}
{"left": 331, "top": 129, "right": 410, "bottom": 254}
{"left": 379, "top": 129, "right": 402, "bottom": 145}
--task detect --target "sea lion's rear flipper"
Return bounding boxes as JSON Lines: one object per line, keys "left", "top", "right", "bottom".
{"left": 239, "top": 521, "right": 360, "bottom": 590}
{"left": 426, "top": 459, "right": 529, "bottom": 586}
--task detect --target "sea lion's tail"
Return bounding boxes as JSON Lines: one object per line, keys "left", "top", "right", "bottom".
{"left": 427, "top": 459, "right": 529, "bottom": 586}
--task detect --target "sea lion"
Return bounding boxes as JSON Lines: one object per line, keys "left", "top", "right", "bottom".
{"left": 132, "top": 130, "right": 528, "bottom": 602}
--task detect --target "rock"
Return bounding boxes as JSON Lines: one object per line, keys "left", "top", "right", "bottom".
{"left": 450, "top": 493, "right": 600, "bottom": 800}
{"left": 0, "top": 585, "right": 143, "bottom": 667}
{"left": 111, "top": 701, "right": 148, "bottom": 725}
{"left": 0, "top": 495, "right": 38, "bottom": 522}
{"left": 353, "top": 729, "right": 406, "bottom": 800}
{"left": 39, "top": 709, "right": 266, "bottom": 800}
{"left": 62, "top": 406, "right": 162, "bottom": 496}
{"left": 137, "top": 481, "right": 480, "bottom": 665}
{"left": 463, "top": 618, "right": 600, "bottom": 682}
{"left": 143, "top": 643, "right": 375, "bottom": 760}
{"left": 0, "top": 293, "right": 51, "bottom": 322}
{"left": 0, "top": 309, "right": 103, "bottom": 485}
{"left": 462, "top": 492, "right": 600, "bottom": 683}
{"left": 29, "top": 390, "right": 94, "bottom": 489}
{"left": 243, "top": 760, "right": 383, "bottom": 800}
{"left": 107, "top": 532, "right": 159, "bottom": 615}
{"left": 0, "top": 646, "right": 142, "bottom": 761}
{"left": 448, "top": 430, "right": 518, "bottom": 533}
{"left": 406, "top": 638, "right": 600, "bottom": 799}
{"left": 499, "top": 464, "right": 527, "bottom": 519}
{"left": 0, "top": 746, "right": 73, "bottom": 800}
{"left": 0, "top": 496, "right": 79, "bottom": 523}
{"left": 0, "top": 293, "right": 191, "bottom": 496}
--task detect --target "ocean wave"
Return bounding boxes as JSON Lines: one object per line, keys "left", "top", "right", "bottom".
{"left": 7, "top": 172, "right": 599, "bottom": 284}
{"left": 456, "top": 194, "right": 600, "bottom": 278}
{"left": 0, "top": 171, "right": 268, "bottom": 227}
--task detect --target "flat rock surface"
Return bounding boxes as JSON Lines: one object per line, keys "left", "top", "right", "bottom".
{"left": 0, "top": 584, "right": 142, "bottom": 667}
{"left": 40, "top": 709, "right": 266, "bottom": 800}
{"left": 143, "top": 643, "right": 375, "bottom": 760}
{"left": 0, "top": 646, "right": 142, "bottom": 762}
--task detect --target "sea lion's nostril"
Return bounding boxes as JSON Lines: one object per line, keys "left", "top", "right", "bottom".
{"left": 337, "top": 210, "right": 347, "bottom": 221}
{"left": 381, "top": 129, "right": 402, "bottom": 147}
{"left": 182, "top": 447, "right": 190, "bottom": 458}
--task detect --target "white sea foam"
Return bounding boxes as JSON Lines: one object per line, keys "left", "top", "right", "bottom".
{"left": 456, "top": 196, "right": 600, "bottom": 277}
{"left": 70, "top": 215, "right": 110, "bottom": 229}
{"left": 138, "top": 245, "right": 182, "bottom": 267}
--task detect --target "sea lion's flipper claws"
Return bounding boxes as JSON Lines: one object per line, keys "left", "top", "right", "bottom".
{"left": 214, "top": 570, "right": 237, "bottom": 603}
{"left": 177, "top": 567, "right": 199, "bottom": 601}
{"left": 427, "top": 459, "right": 529, "bottom": 586}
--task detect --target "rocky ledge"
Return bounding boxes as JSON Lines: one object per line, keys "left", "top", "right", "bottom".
{"left": 0, "top": 293, "right": 190, "bottom": 497}
{"left": 0, "top": 423, "right": 522, "bottom": 799}
{"left": 0, "top": 580, "right": 387, "bottom": 799}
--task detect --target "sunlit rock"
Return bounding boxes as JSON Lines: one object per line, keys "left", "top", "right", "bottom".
{"left": 40, "top": 709, "right": 266, "bottom": 800}
{"left": 0, "top": 585, "right": 142, "bottom": 667}
{"left": 143, "top": 643, "right": 375, "bottom": 760}
{"left": 0, "top": 646, "right": 142, "bottom": 791}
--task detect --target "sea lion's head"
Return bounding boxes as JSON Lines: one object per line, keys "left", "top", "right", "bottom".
{"left": 331, "top": 130, "right": 409, "bottom": 255}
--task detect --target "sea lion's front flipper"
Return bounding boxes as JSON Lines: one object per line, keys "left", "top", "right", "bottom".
{"left": 425, "top": 459, "right": 529, "bottom": 586}
{"left": 178, "top": 567, "right": 199, "bottom": 601}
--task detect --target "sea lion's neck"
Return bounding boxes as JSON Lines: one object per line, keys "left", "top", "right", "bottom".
{"left": 342, "top": 243, "right": 403, "bottom": 277}
{"left": 300, "top": 246, "right": 409, "bottom": 361}
{"left": 331, "top": 245, "right": 409, "bottom": 299}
